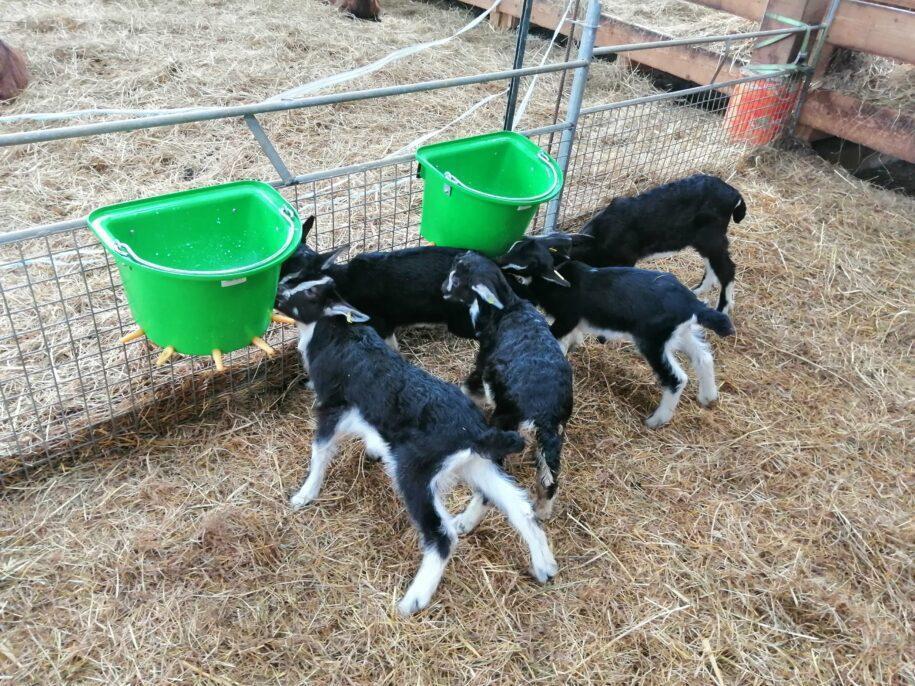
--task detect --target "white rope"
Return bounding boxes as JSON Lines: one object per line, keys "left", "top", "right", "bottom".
{"left": 0, "top": 0, "right": 505, "bottom": 124}
{"left": 511, "top": 0, "right": 575, "bottom": 130}
{"left": 269, "top": 0, "right": 505, "bottom": 102}
{"left": 385, "top": 87, "right": 509, "bottom": 158}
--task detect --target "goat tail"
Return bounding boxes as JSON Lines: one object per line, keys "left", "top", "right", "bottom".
{"left": 696, "top": 306, "right": 735, "bottom": 337}
{"left": 732, "top": 193, "right": 747, "bottom": 223}
{"left": 474, "top": 428, "right": 525, "bottom": 463}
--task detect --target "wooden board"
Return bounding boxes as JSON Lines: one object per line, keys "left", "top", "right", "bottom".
{"left": 827, "top": 0, "right": 915, "bottom": 63}
{"left": 452, "top": 0, "right": 915, "bottom": 160}
{"left": 684, "top": 0, "right": 915, "bottom": 63}
{"left": 801, "top": 90, "right": 915, "bottom": 162}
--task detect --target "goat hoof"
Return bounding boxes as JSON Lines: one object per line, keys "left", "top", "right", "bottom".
{"left": 698, "top": 394, "right": 719, "bottom": 409}
{"left": 289, "top": 493, "right": 314, "bottom": 510}
{"left": 397, "top": 594, "right": 427, "bottom": 616}
{"left": 530, "top": 558, "right": 559, "bottom": 584}
{"left": 534, "top": 499, "right": 556, "bottom": 521}
{"left": 644, "top": 413, "right": 671, "bottom": 429}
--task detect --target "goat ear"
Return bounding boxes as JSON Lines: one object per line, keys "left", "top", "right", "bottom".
{"left": 301, "top": 216, "right": 315, "bottom": 242}
{"left": 471, "top": 283, "right": 504, "bottom": 309}
{"left": 324, "top": 302, "right": 370, "bottom": 323}
{"left": 320, "top": 245, "right": 348, "bottom": 269}
{"left": 540, "top": 269, "right": 571, "bottom": 287}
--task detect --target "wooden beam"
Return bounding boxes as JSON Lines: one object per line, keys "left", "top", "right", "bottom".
{"left": 683, "top": 0, "right": 765, "bottom": 20}
{"left": 801, "top": 90, "right": 915, "bottom": 162}
{"left": 596, "top": 16, "right": 744, "bottom": 83}
{"left": 827, "top": 1, "right": 915, "bottom": 63}
{"left": 451, "top": 0, "right": 915, "bottom": 159}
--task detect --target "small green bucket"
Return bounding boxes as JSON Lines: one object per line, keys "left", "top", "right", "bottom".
{"left": 88, "top": 181, "right": 302, "bottom": 356}
{"left": 416, "top": 131, "right": 563, "bottom": 256}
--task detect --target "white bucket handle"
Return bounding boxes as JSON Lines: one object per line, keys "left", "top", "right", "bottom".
{"left": 97, "top": 205, "right": 299, "bottom": 277}
{"left": 443, "top": 151, "right": 561, "bottom": 204}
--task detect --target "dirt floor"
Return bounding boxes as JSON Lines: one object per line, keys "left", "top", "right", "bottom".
{"left": 2, "top": 0, "right": 914, "bottom": 684}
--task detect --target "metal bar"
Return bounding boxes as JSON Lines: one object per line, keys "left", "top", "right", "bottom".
{"left": 579, "top": 69, "right": 792, "bottom": 115}
{"left": 785, "top": 0, "right": 842, "bottom": 138}
{"left": 0, "top": 59, "right": 588, "bottom": 149}
{"left": 591, "top": 24, "right": 824, "bottom": 56}
{"left": 244, "top": 114, "right": 293, "bottom": 184}
{"left": 544, "top": 0, "right": 602, "bottom": 232}
{"left": 503, "top": 0, "right": 535, "bottom": 130}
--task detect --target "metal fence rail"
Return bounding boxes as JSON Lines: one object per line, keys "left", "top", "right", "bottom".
{"left": 0, "top": 6, "right": 805, "bottom": 484}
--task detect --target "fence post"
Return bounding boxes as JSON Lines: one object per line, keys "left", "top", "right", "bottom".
{"left": 543, "top": 0, "right": 601, "bottom": 233}
{"left": 504, "top": 0, "right": 535, "bottom": 130}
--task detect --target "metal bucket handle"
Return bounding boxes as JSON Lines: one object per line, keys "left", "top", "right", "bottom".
{"left": 97, "top": 205, "right": 299, "bottom": 277}
{"left": 443, "top": 151, "right": 561, "bottom": 204}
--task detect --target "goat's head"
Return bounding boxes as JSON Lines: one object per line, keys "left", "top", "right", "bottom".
{"left": 496, "top": 234, "right": 576, "bottom": 287}
{"left": 278, "top": 215, "right": 348, "bottom": 284}
{"left": 275, "top": 275, "right": 368, "bottom": 325}
{"left": 441, "top": 251, "right": 512, "bottom": 311}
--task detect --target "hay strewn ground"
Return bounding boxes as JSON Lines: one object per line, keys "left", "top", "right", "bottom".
{"left": 1, "top": 0, "right": 914, "bottom": 683}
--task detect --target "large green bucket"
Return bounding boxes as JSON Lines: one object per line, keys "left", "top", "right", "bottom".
{"left": 88, "top": 181, "right": 302, "bottom": 356}
{"left": 416, "top": 131, "right": 563, "bottom": 256}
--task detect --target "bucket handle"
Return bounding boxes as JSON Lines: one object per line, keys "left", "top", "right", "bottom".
{"left": 442, "top": 151, "right": 561, "bottom": 204}
{"left": 97, "top": 205, "right": 299, "bottom": 277}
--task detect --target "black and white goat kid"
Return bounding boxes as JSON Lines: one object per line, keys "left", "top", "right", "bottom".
{"left": 500, "top": 234, "right": 735, "bottom": 428}
{"left": 275, "top": 276, "right": 558, "bottom": 615}
{"left": 441, "top": 252, "right": 573, "bottom": 524}
{"left": 570, "top": 174, "right": 746, "bottom": 314}
{"left": 278, "top": 216, "right": 474, "bottom": 350}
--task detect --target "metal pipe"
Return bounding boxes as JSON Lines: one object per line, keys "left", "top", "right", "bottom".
{"left": 0, "top": 60, "right": 588, "bottom": 149}
{"left": 543, "top": 0, "right": 602, "bottom": 232}
{"left": 785, "top": 0, "right": 842, "bottom": 138}
{"left": 503, "top": 0, "right": 535, "bottom": 130}
{"left": 591, "top": 24, "right": 824, "bottom": 57}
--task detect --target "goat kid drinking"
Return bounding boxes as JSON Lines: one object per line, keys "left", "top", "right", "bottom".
{"left": 570, "top": 174, "right": 746, "bottom": 314}
{"left": 442, "top": 252, "right": 573, "bottom": 524}
{"left": 500, "top": 234, "right": 735, "bottom": 428}
{"left": 275, "top": 276, "right": 557, "bottom": 615}
{"left": 279, "top": 216, "right": 474, "bottom": 352}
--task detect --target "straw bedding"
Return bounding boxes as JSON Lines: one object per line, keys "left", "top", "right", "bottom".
{"left": 1, "top": 0, "right": 914, "bottom": 683}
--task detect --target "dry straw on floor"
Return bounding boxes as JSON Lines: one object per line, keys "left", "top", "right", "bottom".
{"left": 1, "top": 0, "right": 914, "bottom": 683}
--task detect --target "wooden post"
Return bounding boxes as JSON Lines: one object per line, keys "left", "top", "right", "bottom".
{"left": 744, "top": 0, "right": 831, "bottom": 142}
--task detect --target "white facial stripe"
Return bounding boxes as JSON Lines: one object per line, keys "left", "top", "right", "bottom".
{"left": 445, "top": 269, "right": 457, "bottom": 292}
{"left": 279, "top": 269, "right": 305, "bottom": 285}
{"left": 501, "top": 263, "right": 527, "bottom": 272}
{"left": 286, "top": 275, "right": 332, "bottom": 296}
{"left": 469, "top": 299, "right": 480, "bottom": 328}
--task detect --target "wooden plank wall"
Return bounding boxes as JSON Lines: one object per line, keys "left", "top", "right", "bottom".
{"left": 457, "top": 0, "right": 915, "bottom": 162}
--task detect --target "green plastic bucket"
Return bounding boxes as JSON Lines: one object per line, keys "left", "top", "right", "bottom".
{"left": 88, "top": 181, "right": 302, "bottom": 356}
{"left": 416, "top": 131, "right": 563, "bottom": 256}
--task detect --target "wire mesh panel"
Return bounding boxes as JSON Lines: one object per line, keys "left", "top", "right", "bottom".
{"left": 0, "top": 64, "right": 798, "bottom": 485}
{"left": 556, "top": 72, "right": 802, "bottom": 228}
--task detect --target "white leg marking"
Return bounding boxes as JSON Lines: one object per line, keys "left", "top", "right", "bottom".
{"left": 645, "top": 324, "right": 690, "bottom": 429}
{"left": 290, "top": 437, "right": 338, "bottom": 509}
{"left": 722, "top": 283, "right": 735, "bottom": 316}
{"left": 398, "top": 546, "right": 448, "bottom": 616}
{"left": 384, "top": 333, "right": 400, "bottom": 352}
{"left": 681, "top": 325, "right": 718, "bottom": 407}
{"left": 693, "top": 258, "right": 718, "bottom": 296}
{"left": 534, "top": 447, "right": 556, "bottom": 520}
{"left": 460, "top": 383, "right": 488, "bottom": 410}
{"left": 296, "top": 322, "right": 316, "bottom": 374}
{"left": 559, "top": 326, "right": 585, "bottom": 356}
{"left": 454, "top": 492, "right": 490, "bottom": 534}
{"left": 461, "top": 456, "right": 557, "bottom": 583}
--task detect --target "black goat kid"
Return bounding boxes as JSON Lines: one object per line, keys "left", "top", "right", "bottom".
{"left": 500, "top": 234, "right": 735, "bottom": 428}
{"left": 275, "top": 276, "right": 558, "bottom": 615}
{"left": 442, "top": 252, "right": 573, "bottom": 523}
{"left": 570, "top": 174, "right": 745, "bottom": 313}
{"left": 279, "top": 216, "right": 474, "bottom": 349}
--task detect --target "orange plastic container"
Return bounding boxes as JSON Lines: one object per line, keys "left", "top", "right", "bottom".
{"left": 725, "top": 80, "right": 797, "bottom": 145}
